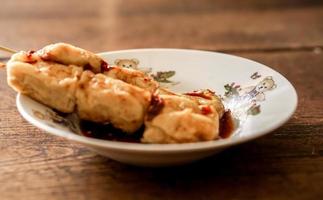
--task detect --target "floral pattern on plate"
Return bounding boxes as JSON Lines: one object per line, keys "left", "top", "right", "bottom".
{"left": 32, "top": 109, "right": 79, "bottom": 133}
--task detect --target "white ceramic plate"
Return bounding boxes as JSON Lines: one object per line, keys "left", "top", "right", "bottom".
{"left": 16, "top": 49, "right": 297, "bottom": 166}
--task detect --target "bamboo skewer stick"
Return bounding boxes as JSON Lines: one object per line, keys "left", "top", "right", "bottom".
{"left": 0, "top": 46, "right": 17, "bottom": 54}
{"left": 0, "top": 46, "right": 17, "bottom": 68}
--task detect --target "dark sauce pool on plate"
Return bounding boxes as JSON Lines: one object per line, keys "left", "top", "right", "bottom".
{"left": 81, "top": 111, "right": 235, "bottom": 143}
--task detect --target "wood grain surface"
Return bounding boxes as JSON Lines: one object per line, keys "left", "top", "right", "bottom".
{"left": 0, "top": 0, "right": 322, "bottom": 199}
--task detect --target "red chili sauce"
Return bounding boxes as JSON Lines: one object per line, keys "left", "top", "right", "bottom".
{"left": 81, "top": 110, "right": 235, "bottom": 142}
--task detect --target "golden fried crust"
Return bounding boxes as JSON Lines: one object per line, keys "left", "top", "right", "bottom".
{"left": 37, "top": 43, "right": 104, "bottom": 73}
{"left": 104, "top": 66, "right": 159, "bottom": 93}
{"left": 142, "top": 109, "right": 219, "bottom": 143}
{"left": 159, "top": 95, "right": 200, "bottom": 113}
{"left": 76, "top": 71, "right": 151, "bottom": 133}
{"left": 183, "top": 89, "right": 225, "bottom": 118}
{"left": 156, "top": 88, "right": 176, "bottom": 95}
{"left": 142, "top": 94, "right": 220, "bottom": 144}
{"left": 7, "top": 53, "right": 82, "bottom": 113}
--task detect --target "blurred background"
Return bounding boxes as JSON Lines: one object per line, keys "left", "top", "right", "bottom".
{"left": 1, "top": 0, "right": 322, "bottom": 53}
{"left": 1, "top": 0, "right": 323, "bottom": 199}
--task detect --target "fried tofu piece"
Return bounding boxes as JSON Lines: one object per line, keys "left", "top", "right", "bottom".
{"left": 142, "top": 109, "right": 218, "bottom": 143}
{"left": 76, "top": 71, "right": 151, "bottom": 133}
{"left": 142, "top": 94, "right": 220, "bottom": 144}
{"left": 7, "top": 52, "right": 82, "bottom": 113}
{"left": 183, "top": 89, "right": 225, "bottom": 118}
{"left": 37, "top": 43, "right": 106, "bottom": 73}
{"left": 104, "top": 66, "right": 159, "bottom": 93}
{"left": 6, "top": 42, "right": 107, "bottom": 113}
{"left": 156, "top": 87, "right": 176, "bottom": 95}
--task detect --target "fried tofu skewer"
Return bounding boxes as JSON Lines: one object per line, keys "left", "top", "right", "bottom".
{"left": 5, "top": 43, "right": 226, "bottom": 143}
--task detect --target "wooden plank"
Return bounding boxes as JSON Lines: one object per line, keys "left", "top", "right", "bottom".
{"left": 0, "top": 1, "right": 323, "bottom": 52}
{"left": 0, "top": 50, "right": 322, "bottom": 200}
{"left": 1, "top": 0, "right": 322, "bottom": 18}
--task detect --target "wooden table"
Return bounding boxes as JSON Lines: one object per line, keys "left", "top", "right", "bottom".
{"left": 1, "top": 0, "right": 323, "bottom": 199}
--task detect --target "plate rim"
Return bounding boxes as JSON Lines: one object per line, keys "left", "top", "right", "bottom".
{"left": 16, "top": 48, "right": 298, "bottom": 153}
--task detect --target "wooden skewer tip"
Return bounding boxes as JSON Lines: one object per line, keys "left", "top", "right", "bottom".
{"left": 0, "top": 46, "right": 18, "bottom": 54}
